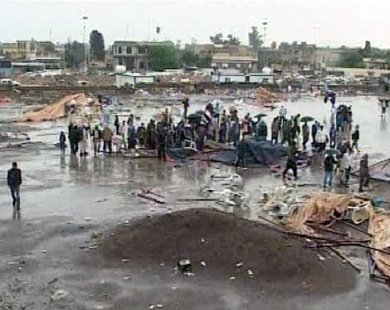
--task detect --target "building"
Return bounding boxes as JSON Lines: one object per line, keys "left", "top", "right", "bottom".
{"left": 211, "top": 70, "right": 246, "bottom": 83}
{"left": 316, "top": 48, "right": 345, "bottom": 69}
{"left": 363, "top": 58, "right": 390, "bottom": 70}
{"left": 115, "top": 72, "right": 156, "bottom": 87}
{"left": 112, "top": 41, "right": 174, "bottom": 72}
{"left": 0, "top": 58, "right": 12, "bottom": 76}
{"left": 188, "top": 43, "right": 258, "bottom": 72}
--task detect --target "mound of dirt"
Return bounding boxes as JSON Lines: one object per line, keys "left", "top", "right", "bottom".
{"left": 100, "top": 208, "right": 356, "bottom": 295}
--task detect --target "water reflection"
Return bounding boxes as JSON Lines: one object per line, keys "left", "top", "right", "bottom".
{"left": 380, "top": 117, "right": 387, "bottom": 132}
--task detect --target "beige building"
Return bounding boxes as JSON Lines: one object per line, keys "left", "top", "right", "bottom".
{"left": 316, "top": 48, "right": 345, "bottom": 68}
{"left": 112, "top": 41, "right": 174, "bottom": 72}
{"left": 189, "top": 44, "right": 258, "bottom": 71}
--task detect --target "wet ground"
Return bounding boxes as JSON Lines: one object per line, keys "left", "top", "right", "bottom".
{"left": 0, "top": 95, "right": 389, "bottom": 309}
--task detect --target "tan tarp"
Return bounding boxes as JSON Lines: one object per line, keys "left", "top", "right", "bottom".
{"left": 254, "top": 87, "right": 280, "bottom": 107}
{"left": 21, "top": 93, "right": 100, "bottom": 122}
{"left": 286, "top": 192, "right": 352, "bottom": 233}
{"left": 369, "top": 212, "right": 390, "bottom": 277}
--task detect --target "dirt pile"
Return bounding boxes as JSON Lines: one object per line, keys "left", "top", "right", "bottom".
{"left": 101, "top": 208, "right": 356, "bottom": 294}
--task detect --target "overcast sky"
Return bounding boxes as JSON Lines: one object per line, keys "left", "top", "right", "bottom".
{"left": 1, "top": 0, "right": 390, "bottom": 49}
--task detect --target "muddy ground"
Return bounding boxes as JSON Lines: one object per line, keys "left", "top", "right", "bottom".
{"left": 0, "top": 95, "right": 390, "bottom": 309}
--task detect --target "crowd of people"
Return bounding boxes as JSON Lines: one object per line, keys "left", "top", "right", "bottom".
{"left": 59, "top": 95, "right": 370, "bottom": 192}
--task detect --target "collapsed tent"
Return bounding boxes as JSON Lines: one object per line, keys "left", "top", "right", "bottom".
{"left": 368, "top": 159, "right": 390, "bottom": 182}
{"left": 22, "top": 93, "right": 101, "bottom": 122}
{"left": 285, "top": 192, "right": 372, "bottom": 234}
{"left": 210, "top": 140, "right": 287, "bottom": 166}
{"left": 254, "top": 87, "right": 281, "bottom": 107}
{"left": 369, "top": 212, "right": 390, "bottom": 278}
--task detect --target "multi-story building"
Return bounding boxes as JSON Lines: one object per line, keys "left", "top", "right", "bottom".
{"left": 187, "top": 43, "right": 258, "bottom": 72}
{"left": 316, "top": 48, "right": 345, "bottom": 69}
{"left": 112, "top": 41, "right": 173, "bottom": 72}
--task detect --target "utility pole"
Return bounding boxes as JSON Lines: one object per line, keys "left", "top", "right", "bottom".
{"left": 82, "top": 15, "right": 88, "bottom": 73}
{"left": 262, "top": 19, "right": 268, "bottom": 69}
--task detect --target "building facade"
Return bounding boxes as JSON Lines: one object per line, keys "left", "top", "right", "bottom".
{"left": 188, "top": 43, "right": 258, "bottom": 72}
{"left": 112, "top": 41, "right": 174, "bottom": 72}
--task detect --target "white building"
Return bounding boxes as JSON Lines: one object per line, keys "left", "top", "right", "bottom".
{"left": 247, "top": 73, "right": 275, "bottom": 84}
{"left": 116, "top": 72, "right": 156, "bottom": 87}
{"left": 211, "top": 70, "right": 246, "bottom": 83}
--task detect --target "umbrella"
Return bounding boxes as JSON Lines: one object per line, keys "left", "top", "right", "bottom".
{"left": 325, "top": 148, "right": 341, "bottom": 156}
{"left": 300, "top": 116, "right": 315, "bottom": 122}
{"left": 187, "top": 113, "right": 203, "bottom": 120}
{"left": 254, "top": 113, "right": 267, "bottom": 119}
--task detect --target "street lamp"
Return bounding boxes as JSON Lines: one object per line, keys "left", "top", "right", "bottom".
{"left": 82, "top": 15, "right": 88, "bottom": 72}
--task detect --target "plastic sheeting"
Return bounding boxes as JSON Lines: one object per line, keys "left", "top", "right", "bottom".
{"left": 210, "top": 140, "right": 287, "bottom": 166}
{"left": 22, "top": 93, "right": 101, "bottom": 122}
{"left": 369, "top": 212, "right": 390, "bottom": 278}
{"left": 368, "top": 159, "right": 390, "bottom": 182}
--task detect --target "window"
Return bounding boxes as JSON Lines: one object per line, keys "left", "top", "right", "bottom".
{"left": 138, "top": 47, "right": 146, "bottom": 54}
{"left": 118, "top": 58, "right": 123, "bottom": 65}
{"left": 126, "top": 46, "right": 132, "bottom": 54}
{"left": 139, "top": 61, "right": 144, "bottom": 70}
{"left": 118, "top": 46, "right": 122, "bottom": 54}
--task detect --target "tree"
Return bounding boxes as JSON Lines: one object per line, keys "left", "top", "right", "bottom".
{"left": 89, "top": 30, "right": 105, "bottom": 61}
{"left": 149, "top": 45, "right": 179, "bottom": 71}
{"left": 64, "top": 41, "right": 85, "bottom": 69}
{"left": 248, "top": 27, "right": 262, "bottom": 50}
{"left": 210, "top": 33, "right": 224, "bottom": 44}
{"left": 337, "top": 49, "right": 365, "bottom": 68}
{"left": 226, "top": 34, "right": 240, "bottom": 45}
{"left": 210, "top": 33, "right": 240, "bottom": 45}
{"left": 180, "top": 50, "right": 211, "bottom": 68}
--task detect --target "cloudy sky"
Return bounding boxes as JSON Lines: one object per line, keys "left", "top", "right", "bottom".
{"left": 1, "top": 0, "right": 390, "bottom": 48}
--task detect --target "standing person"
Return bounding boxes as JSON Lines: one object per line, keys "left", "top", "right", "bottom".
{"left": 92, "top": 125, "right": 102, "bottom": 155}
{"left": 351, "top": 125, "right": 360, "bottom": 153}
{"left": 235, "top": 136, "right": 247, "bottom": 168}
{"left": 196, "top": 122, "right": 207, "bottom": 151}
{"left": 137, "top": 123, "right": 146, "bottom": 148}
{"left": 279, "top": 105, "right": 287, "bottom": 123}
{"left": 311, "top": 121, "right": 318, "bottom": 146}
{"left": 73, "top": 125, "right": 80, "bottom": 155}
{"left": 381, "top": 99, "right": 387, "bottom": 117}
{"left": 344, "top": 150, "right": 353, "bottom": 185}
{"left": 79, "top": 125, "right": 89, "bottom": 157}
{"left": 214, "top": 102, "right": 222, "bottom": 125}
{"left": 271, "top": 117, "right": 279, "bottom": 144}
{"left": 68, "top": 125, "right": 76, "bottom": 155}
{"left": 127, "top": 114, "right": 134, "bottom": 127}
{"left": 156, "top": 123, "right": 167, "bottom": 160}
{"left": 329, "top": 124, "right": 336, "bottom": 148}
{"left": 323, "top": 153, "right": 337, "bottom": 188}
{"left": 114, "top": 115, "right": 120, "bottom": 135}
{"left": 302, "top": 122, "right": 309, "bottom": 150}
{"left": 316, "top": 125, "right": 328, "bottom": 154}
{"left": 119, "top": 120, "right": 127, "bottom": 150}
{"left": 182, "top": 97, "right": 189, "bottom": 119}
{"left": 146, "top": 119, "right": 156, "bottom": 149}
{"left": 7, "top": 162, "right": 22, "bottom": 217}
{"left": 102, "top": 125, "right": 113, "bottom": 154}
{"left": 59, "top": 131, "right": 66, "bottom": 155}
{"left": 127, "top": 124, "right": 137, "bottom": 152}
{"left": 359, "top": 154, "right": 370, "bottom": 192}
{"left": 282, "top": 144, "right": 298, "bottom": 180}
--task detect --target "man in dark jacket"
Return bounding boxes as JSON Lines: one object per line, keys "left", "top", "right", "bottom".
{"left": 352, "top": 125, "right": 360, "bottom": 153}
{"left": 359, "top": 154, "right": 370, "bottom": 192}
{"left": 59, "top": 131, "right": 66, "bottom": 155}
{"left": 7, "top": 162, "right": 22, "bottom": 215}
{"left": 283, "top": 144, "right": 298, "bottom": 180}
{"left": 323, "top": 154, "right": 337, "bottom": 187}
